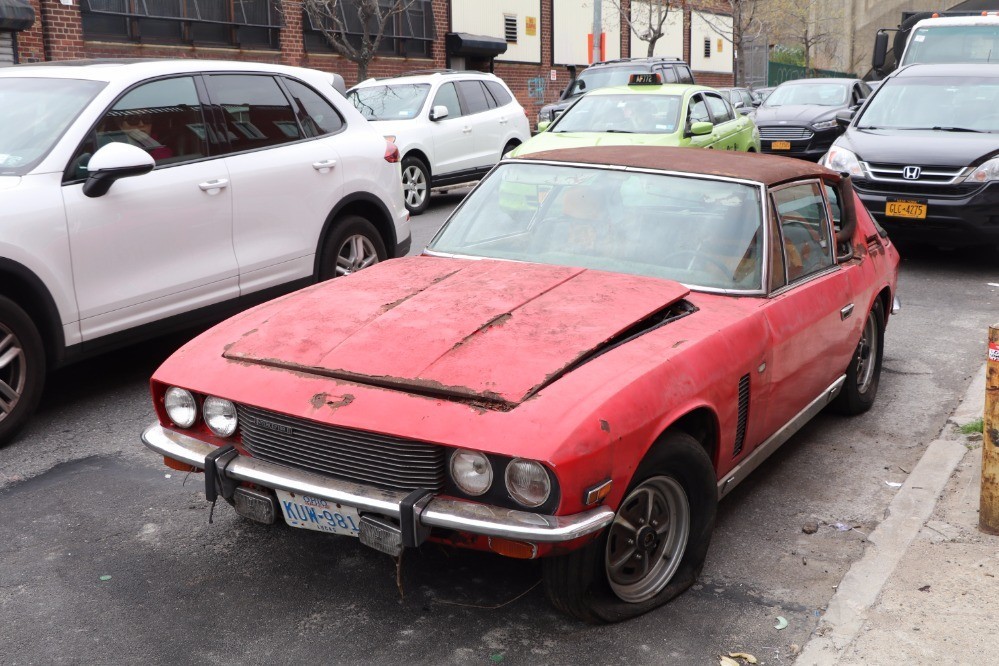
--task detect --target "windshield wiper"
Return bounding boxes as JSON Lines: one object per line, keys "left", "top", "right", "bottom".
{"left": 901, "top": 126, "right": 985, "bottom": 133}
{"left": 604, "top": 129, "right": 635, "bottom": 133}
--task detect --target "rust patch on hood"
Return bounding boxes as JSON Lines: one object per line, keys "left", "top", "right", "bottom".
{"left": 310, "top": 392, "right": 355, "bottom": 412}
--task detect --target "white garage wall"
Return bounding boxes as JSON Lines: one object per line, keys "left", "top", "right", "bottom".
{"left": 690, "top": 11, "right": 733, "bottom": 74}
{"left": 628, "top": 2, "right": 683, "bottom": 59}
{"left": 553, "top": 0, "right": 622, "bottom": 66}
{"left": 451, "top": 0, "right": 542, "bottom": 63}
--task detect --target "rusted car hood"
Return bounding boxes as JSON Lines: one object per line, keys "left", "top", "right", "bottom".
{"left": 223, "top": 257, "right": 690, "bottom": 407}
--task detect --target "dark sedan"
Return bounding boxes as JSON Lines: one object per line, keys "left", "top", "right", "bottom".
{"left": 821, "top": 63, "right": 999, "bottom": 246}
{"left": 752, "top": 78, "right": 872, "bottom": 160}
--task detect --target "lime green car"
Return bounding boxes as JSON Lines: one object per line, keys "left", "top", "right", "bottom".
{"left": 509, "top": 79, "right": 761, "bottom": 157}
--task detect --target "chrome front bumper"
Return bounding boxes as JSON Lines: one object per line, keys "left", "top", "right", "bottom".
{"left": 142, "top": 423, "right": 614, "bottom": 543}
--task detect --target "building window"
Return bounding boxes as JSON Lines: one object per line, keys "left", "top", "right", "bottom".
{"left": 503, "top": 14, "right": 517, "bottom": 44}
{"left": 704, "top": 37, "right": 711, "bottom": 58}
{"left": 80, "top": 0, "right": 282, "bottom": 49}
{"left": 304, "top": 0, "right": 434, "bottom": 58}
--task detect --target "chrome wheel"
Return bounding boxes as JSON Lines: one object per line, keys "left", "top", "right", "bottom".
{"left": 856, "top": 309, "right": 879, "bottom": 394}
{"left": 605, "top": 476, "right": 690, "bottom": 603}
{"left": 0, "top": 323, "right": 27, "bottom": 426}
{"left": 402, "top": 164, "right": 428, "bottom": 209}
{"left": 335, "top": 234, "right": 380, "bottom": 276}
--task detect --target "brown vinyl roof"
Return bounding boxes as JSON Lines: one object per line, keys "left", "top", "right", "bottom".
{"left": 514, "top": 145, "right": 839, "bottom": 187}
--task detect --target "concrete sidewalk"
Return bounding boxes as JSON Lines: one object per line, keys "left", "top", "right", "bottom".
{"left": 796, "top": 363, "right": 997, "bottom": 665}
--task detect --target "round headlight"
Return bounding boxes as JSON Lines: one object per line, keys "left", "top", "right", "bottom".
{"left": 450, "top": 449, "right": 493, "bottom": 496}
{"left": 203, "top": 396, "right": 238, "bottom": 437}
{"left": 505, "top": 459, "right": 551, "bottom": 507}
{"left": 164, "top": 387, "right": 197, "bottom": 428}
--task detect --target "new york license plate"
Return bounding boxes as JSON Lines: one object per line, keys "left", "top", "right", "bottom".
{"left": 771, "top": 140, "right": 791, "bottom": 150}
{"left": 885, "top": 199, "right": 927, "bottom": 219}
{"left": 276, "top": 490, "right": 361, "bottom": 537}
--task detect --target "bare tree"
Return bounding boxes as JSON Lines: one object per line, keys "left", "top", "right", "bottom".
{"left": 690, "top": 0, "right": 765, "bottom": 86}
{"left": 302, "top": 0, "right": 420, "bottom": 82}
{"left": 609, "top": 0, "right": 676, "bottom": 58}
{"left": 760, "top": 0, "right": 840, "bottom": 75}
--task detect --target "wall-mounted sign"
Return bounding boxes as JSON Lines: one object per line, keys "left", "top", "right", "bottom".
{"left": 550, "top": 69, "right": 556, "bottom": 81}
{"left": 526, "top": 16, "right": 537, "bottom": 36}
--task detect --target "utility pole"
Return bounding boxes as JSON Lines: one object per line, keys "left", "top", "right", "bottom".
{"left": 981, "top": 323, "right": 999, "bottom": 534}
{"left": 592, "top": 0, "right": 603, "bottom": 64}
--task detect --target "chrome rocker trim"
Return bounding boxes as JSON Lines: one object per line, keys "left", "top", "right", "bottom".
{"left": 142, "top": 423, "right": 614, "bottom": 543}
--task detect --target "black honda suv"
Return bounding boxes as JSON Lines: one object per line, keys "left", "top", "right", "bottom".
{"left": 821, "top": 63, "right": 999, "bottom": 246}
{"left": 536, "top": 57, "right": 694, "bottom": 131}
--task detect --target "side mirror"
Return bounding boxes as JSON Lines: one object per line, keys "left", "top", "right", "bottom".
{"left": 835, "top": 109, "right": 855, "bottom": 129}
{"left": 82, "top": 142, "right": 155, "bottom": 198}
{"left": 537, "top": 120, "right": 551, "bottom": 133}
{"left": 430, "top": 105, "right": 450, "bottom": 121}
{"left": 872, "top": 31, "right": 889, "bottom": 71}
{"left": 689, "top": 121, "right": 714, "bottom": 136}
{"left": 752, "top": 99, "right": 762, "bottom": 107}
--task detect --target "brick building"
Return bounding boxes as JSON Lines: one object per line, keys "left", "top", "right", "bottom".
{"left": 8, "top": 0, "right": 734, "bottom": 118}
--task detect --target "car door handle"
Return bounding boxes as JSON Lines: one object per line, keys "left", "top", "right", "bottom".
{"left": 462, "top": 126, "right": 472, "bottom": 134}
{"left": 499, "top": 116, "right": 508, "bottom": 124}
{"left": 198, "top": 178, "right": 229, "bottom": 193}
{"left": 840, "top": 304, "right": 855, "bottom": 320}
{"left": 312, "top": 159, "right": 337, "bottom": 172}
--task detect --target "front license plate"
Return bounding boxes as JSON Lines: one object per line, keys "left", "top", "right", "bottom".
{"left": 771, "top": 140, "right": 791, "bottom": 150}
{"left": 885, "top": 199, "right": 927, "bottom": 219}
{"left": 275, "top": 489, "right": 361, "bottom": 537}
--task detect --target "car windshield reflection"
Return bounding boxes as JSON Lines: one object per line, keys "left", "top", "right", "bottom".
{"left": 427, "top": 163, "right": 765, "bottom": 292}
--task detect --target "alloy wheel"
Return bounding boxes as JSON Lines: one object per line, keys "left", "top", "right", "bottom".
{"left": 402, "top": 164, "right": 427, "bottom": 209}
{"left": 856, "top": 309, "right": 879, "bottom": 394}
{"left": 335, "top": 234, "right": 380, "bottom": 276}
{"left": 0, "top": 323, "right": 26, "bottom": 425}
{"left": 605, "top": 475, "right": 690, "bottom": 603}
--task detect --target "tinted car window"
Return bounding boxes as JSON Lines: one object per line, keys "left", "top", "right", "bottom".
{"left": 688, "top": 94, "right": 710, "bottom": 124}
{"left": 71, "top": 76, "right": 207, "bottom": 178}
{"left": 205, "top": 74, "right": 300, "bottom": 152}
{"left": 457, "top": 80, "right": 490, "bottom": 114}
{"left": 283, "top": 78, "right": 344, "bottom": 137}
{"left": 772, "top": 181, "right": 834, "bottom": 281}
{"left": 484, "top": 81, "right": 513, "bottom": 107}
{"left": 660, "top": 67, "right": 678, "bottom": 83}
{"left": 704, "top": 93, "right": 734, "bottom": 123}
{"left": 432, "top": 82, "right": 462, "bottom": 118}
{"left": 348, "top": 84, "right": 429, "bottom": 121}
{"left": 740, "top": 90, "right": 755, "bottom": 107}
{"left": 676, "top": 66, "right": 694, "bottom": 84}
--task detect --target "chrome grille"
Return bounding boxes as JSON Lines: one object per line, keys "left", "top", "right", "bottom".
{"left": 237, "top": 404, "right": 446, "bottom": 492}
{"left": 862, "top": 162, "right": 968, "bottom": 185}
{"left": 853, "top": 179, "right": 984, "bottom": 198}
{"left": 758, "top": 126, "right": 813, "bottom": 141}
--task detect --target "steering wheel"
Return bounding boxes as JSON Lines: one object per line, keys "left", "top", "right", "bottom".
{"left": 661, "top": 250, "right": 732, "bottom": 281}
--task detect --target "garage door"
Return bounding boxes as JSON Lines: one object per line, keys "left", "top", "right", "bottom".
{"left": 0, "top": 32, "right": 13, "bottom": 67}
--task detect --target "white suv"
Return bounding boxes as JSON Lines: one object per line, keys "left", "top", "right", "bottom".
{"left": 347, "top": 70, "right": 531, "bottom": 214}
{"left": 0, "top": 59, "right": 410, "bottom": 445}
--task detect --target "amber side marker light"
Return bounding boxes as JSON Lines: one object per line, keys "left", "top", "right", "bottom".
{"left": 584, "top": 479, "right": 613, "bottom": 506}
{"left": 488, "top": 537, "right": 538, "bottom": 559}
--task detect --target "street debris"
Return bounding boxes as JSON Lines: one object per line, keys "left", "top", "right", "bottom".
{"left": 831, "top": 522, "right": 852, "bottom": 531}
{"left": 727, "top": 652, "right": 758, "bottom": 664}
{"left": 719, "top": 657, "right": 740, "bottom": 666}
{"left": 774, "top": 616, "right": 788, "bottom": 630}
{"left": 885, "top": 480, "right": 903, "bottom": 488}
{"left": 919, "top": 584, "right": 931, "bottom": 592}
{"left": 99, "top": 575, "right": 112, "bottom": 582}
{"left": 802, "top": 520, "right": 819, "bottom": 534}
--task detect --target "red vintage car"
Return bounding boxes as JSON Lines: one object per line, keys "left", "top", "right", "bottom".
{"left": 142, "top": 146, "right": 899, "bottom": 622}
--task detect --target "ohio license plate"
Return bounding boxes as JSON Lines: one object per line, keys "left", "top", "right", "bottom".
{"left": 885, "top": 199, "right": 927, "bottom": 219}
{"left": 275, "top": 489, "right": 361, "bottom": 537}
{"left": 771, "top": 140, "right": 791, "bottom": 150}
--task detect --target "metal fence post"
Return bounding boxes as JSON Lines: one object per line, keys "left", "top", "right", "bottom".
{"left": 981, "top": 323, "right": 999, "bottom": 534}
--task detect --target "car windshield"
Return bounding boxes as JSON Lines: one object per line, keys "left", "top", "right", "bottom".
{"left": 0, "top": 77, "right": 106, "bottom": 176}
{"left": 347, "top": 84, "right": 430, "bottom": 120}
{"left": 764, "top": 83, "right": 848, "bottom": 107}
{"left": 428, "top": 162, "right": 765, "bottom": 292}
{"left": 552, "top": 93, "right": 682, "bottom": 134}
{"left": 856, "top": 75, "right": 999, "bottom": 132}
{"left": 901, "top": 25, "right": 999, "bottom": 66}
{"left": 567, "top": 67, "right": 650, "bottom": 98}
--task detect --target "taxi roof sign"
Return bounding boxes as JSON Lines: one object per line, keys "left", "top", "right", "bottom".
{"left": 628, "top": 73, "right": 662, "bottom": 85}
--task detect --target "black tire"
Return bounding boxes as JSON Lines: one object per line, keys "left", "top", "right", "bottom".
{"left": 543, "top": 431, "right": 717, "bottom": 623}
{"left": 401, "top": 156, "right": 430, "bottom": 216}
{"left": 318, "top": 215, "right": 387, "bottom": 281}
{"left": 833, "top": 298, "right": 885, "bottom": 415}
{"left": 0, "top": 296, "right": 46, "bottom": 447}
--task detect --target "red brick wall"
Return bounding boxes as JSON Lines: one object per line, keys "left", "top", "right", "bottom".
{"left": 16, "top": 0, "right": 46, "bottom": 62}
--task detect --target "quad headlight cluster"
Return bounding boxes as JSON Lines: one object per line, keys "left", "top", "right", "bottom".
{"left": 449, "top": 448, "right": 553, "bottom": 508}
{"left": 164, "top": 386, "right": 238, "bottom": 438}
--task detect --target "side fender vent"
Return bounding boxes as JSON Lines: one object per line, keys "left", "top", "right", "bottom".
{"left": 733, "top": 374, "right": 750, "bottom": 457}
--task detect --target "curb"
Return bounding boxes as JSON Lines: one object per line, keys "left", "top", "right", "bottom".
{"left": 794, "top": 362, "right": 987, "bottom": 665}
